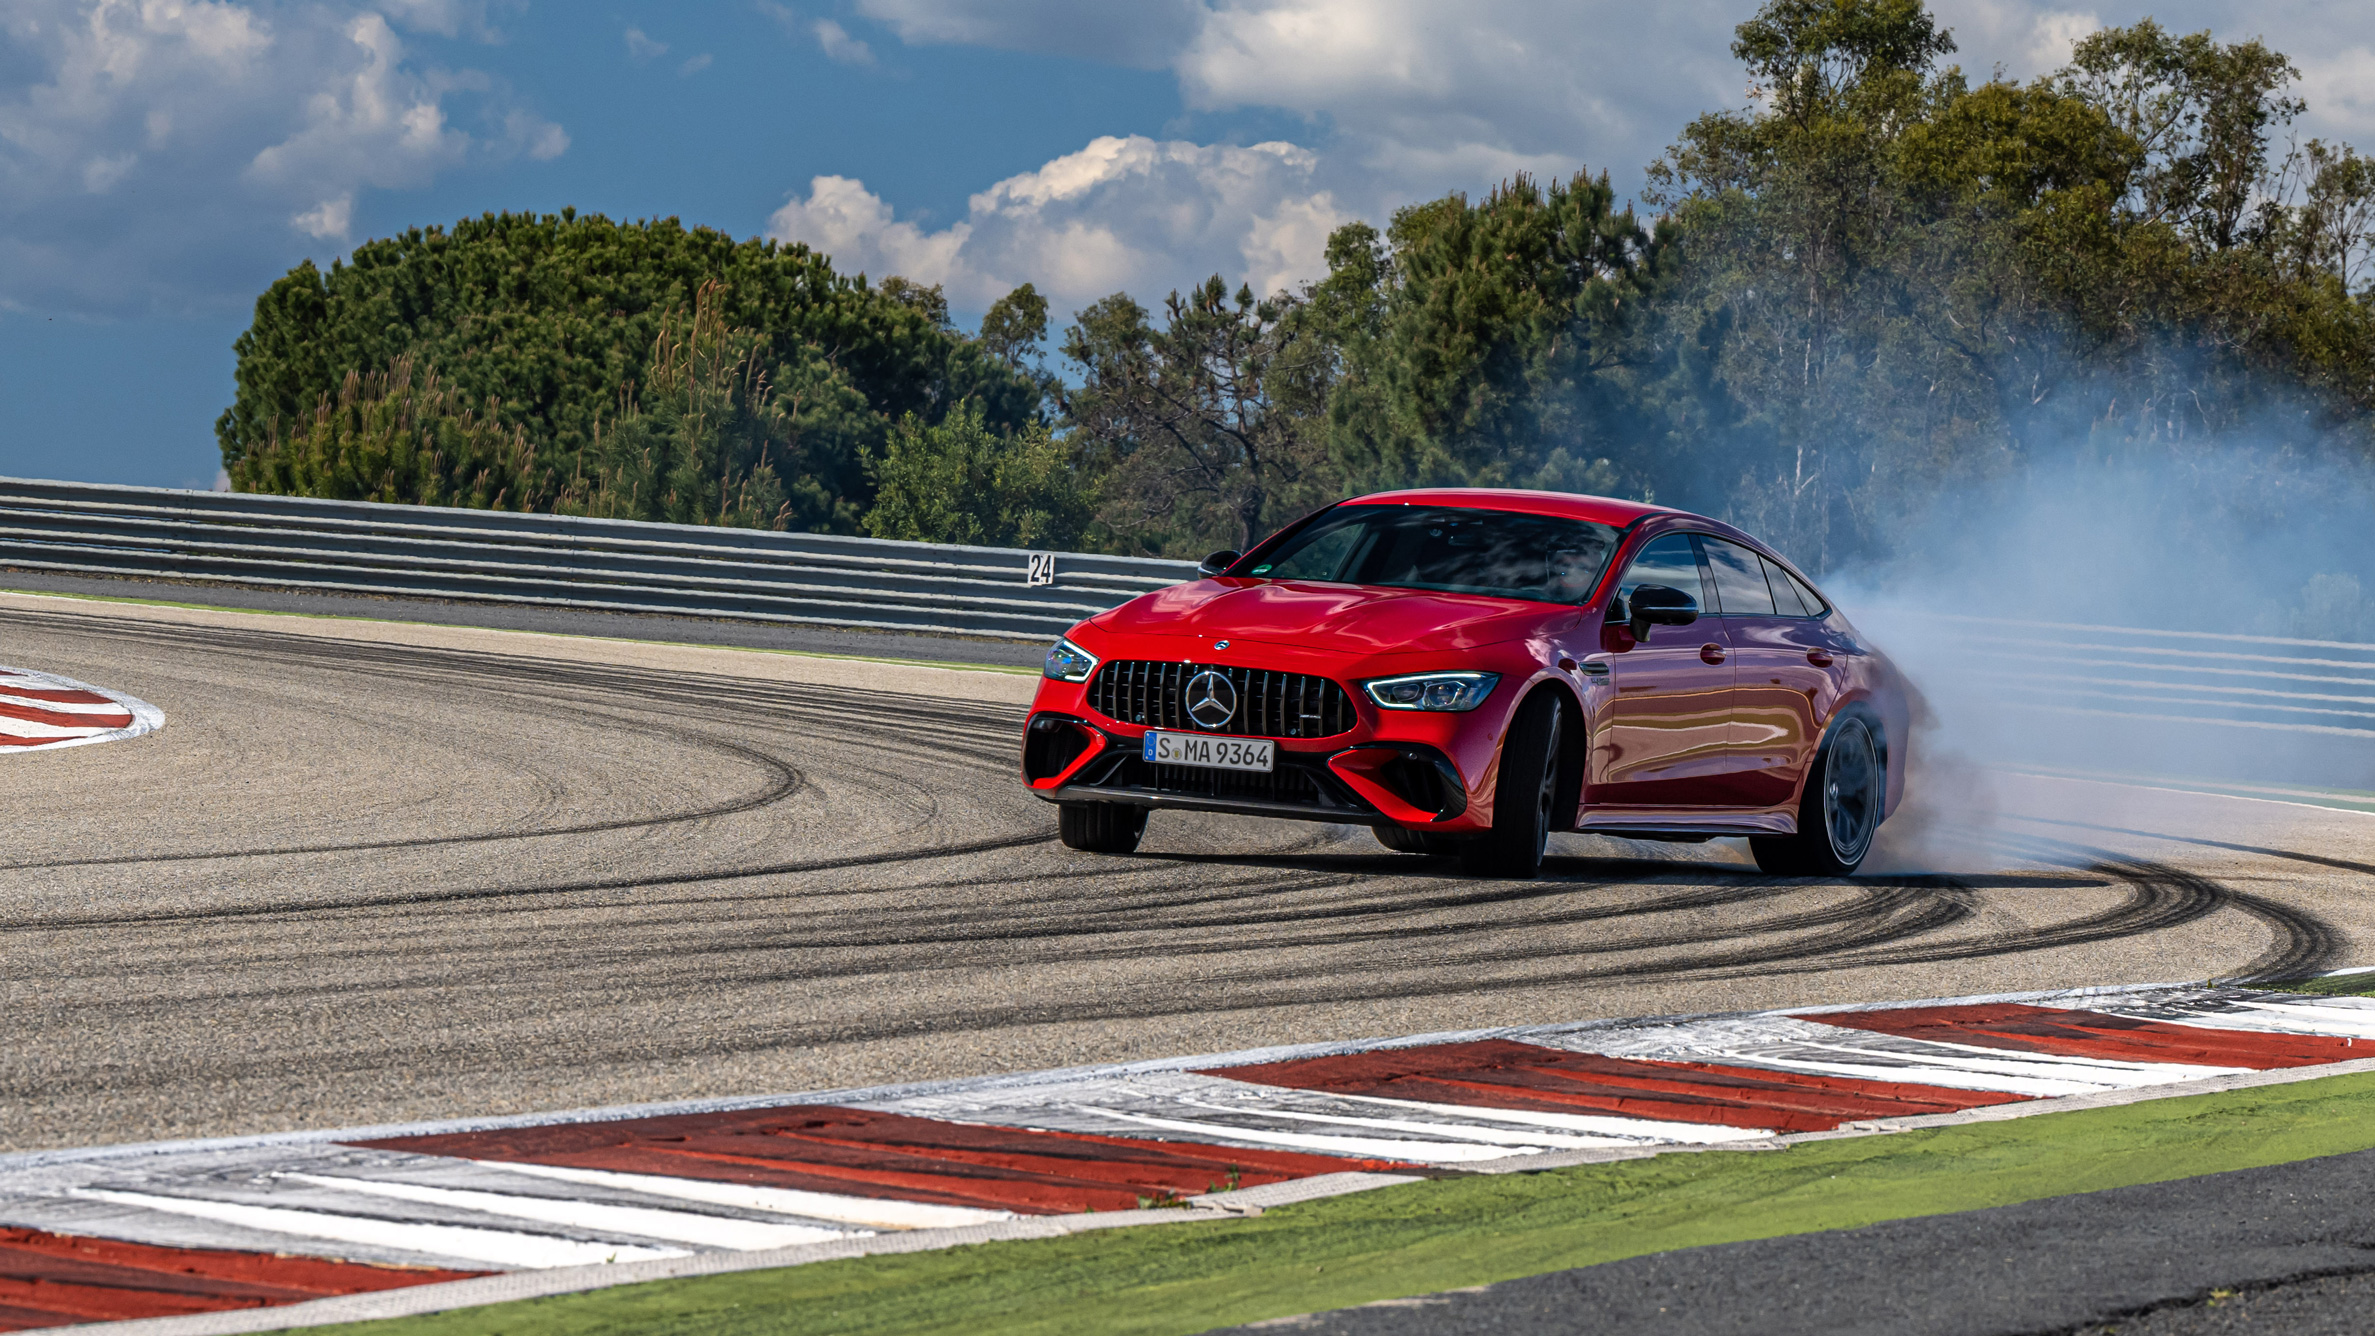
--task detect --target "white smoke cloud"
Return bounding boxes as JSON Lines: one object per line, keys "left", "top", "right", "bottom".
{"left": 766, "top": 135, "right": 1346, "bottom": 308}
{"left": 0, "top": 0, "right": 565, "bottom": 316}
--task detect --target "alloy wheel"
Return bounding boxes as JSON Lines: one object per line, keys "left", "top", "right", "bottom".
{"left": 1822, "top": 716, "right": 1879, "bottom": 864}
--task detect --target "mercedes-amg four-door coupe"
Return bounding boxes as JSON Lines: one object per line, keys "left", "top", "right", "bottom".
{"left": 1019, "top": 489, "right": 1909, "bottom": 878}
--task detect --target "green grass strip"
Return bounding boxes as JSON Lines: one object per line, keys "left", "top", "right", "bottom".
{"left": 2262, "top": 972, "right": 2375, "bottom": 997}
{"left": 299, "top": 1071, "right": 2375, "bottom": 1336}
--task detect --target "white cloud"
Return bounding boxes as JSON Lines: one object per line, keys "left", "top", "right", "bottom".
{"left": 766, "top": 135, "right": 1347, "bottom": 309}
{"left": 678, "top": 52, "right": 713, "bottom": 76}
{"left": 624, "top": 27, "right": 667, "bottom": 62}
{"left": 855, "top": 0, "right": 1745, "bottom": 207}
{"left": 0, "top": 0, "right": 566, "bottom": 315}
{"left": 812, "top": 19, "right": 875, "bottom": 67}
{"left": 2296, "top": 46, "right": 2375, "bottom": 139}
{"left": 843, "top": 1, "right": 2375, "bottom": 308}
{"left": 1930, "top": 2, "right": 2375, "bottom": 143}
{"left": 291, "top": 193, "right": 353, "bottom": 240}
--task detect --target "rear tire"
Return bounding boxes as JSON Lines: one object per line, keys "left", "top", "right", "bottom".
{"left": 1750, "top": 713, "right": 1882, "bottom": 876}
{"left": 1058, "top": 801, "right": 1148, "bottom": 853}
{"left": 1375, "top": 824, "right": 1463, "bottom": 855}
{"left": 1461, "top": 692, "right": 1563, "bottom": 879}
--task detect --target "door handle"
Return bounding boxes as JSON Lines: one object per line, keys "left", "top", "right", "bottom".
{"left": 1805, "top": 649, "right": 1834, "bottom": 667}
{"left": 1700, "top": 644, "right": 1726, "bottom": 666}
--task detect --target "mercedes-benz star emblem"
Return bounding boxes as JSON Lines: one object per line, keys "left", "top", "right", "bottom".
{"left": 1184, "top": 670, "right": 1238, "bottom": 729}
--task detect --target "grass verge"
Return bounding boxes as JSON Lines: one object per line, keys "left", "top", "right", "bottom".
{"left": 2262, "top": 971, "right": 2375, "bottom": 997}
{"left": 298, "top": 1070, "right": 2375, "bottom": 1336}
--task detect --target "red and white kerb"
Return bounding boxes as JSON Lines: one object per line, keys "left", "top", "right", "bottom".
{"left": 0, "top": 665, "right": 164, "bottom": 751}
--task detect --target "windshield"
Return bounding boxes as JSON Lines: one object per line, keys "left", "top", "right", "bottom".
{"left": 1244, "top": 505, "right": 1621, "bottom": 604}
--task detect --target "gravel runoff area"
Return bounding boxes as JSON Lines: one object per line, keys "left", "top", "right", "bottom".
{"left": 0, "top": 584, "right": 2371, "bottom": 1159}
{"left": 1229, "top": 1145, "right": 2375, "bottom": 1336}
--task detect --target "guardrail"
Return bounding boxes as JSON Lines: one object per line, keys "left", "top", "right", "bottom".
{"left": 1863, "top": 609, "right": 2375, "bottom": 742}
{"left": 0, "top": 477, "right": 1199, "bottom": 641}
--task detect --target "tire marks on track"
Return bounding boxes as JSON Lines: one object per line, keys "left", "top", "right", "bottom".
{"left": 0, "top": 607, "right": 2346, "bottom": 1150}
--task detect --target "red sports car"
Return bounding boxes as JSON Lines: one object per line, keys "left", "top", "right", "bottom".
{"left": 1019, "top": 489, "right": 1909, "bottom": 878}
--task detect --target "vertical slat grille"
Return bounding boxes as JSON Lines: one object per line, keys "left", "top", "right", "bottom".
{"left": 1084, "top": 661, "right": 1355, "bottom": 739}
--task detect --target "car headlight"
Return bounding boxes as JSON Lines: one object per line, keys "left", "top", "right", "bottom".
{"left": 1044, "top": 636, "right": 1100, "bottom": 683}
{"left": 1362, "top": 671, "right": 1499, "bottom": 712}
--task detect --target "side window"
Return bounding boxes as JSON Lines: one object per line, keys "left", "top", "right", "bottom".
{"left": 1781, "top": 566, "right": 1828, "bottom": 617}
{"left": 1763, "top": 556, "right": 1811, "bottom": 616}
{"left": 1702, "top": 538, "right": 1775, "bottom": 616}
{"left": 1612, "top": 533, "right": 1706, "bottom": 616}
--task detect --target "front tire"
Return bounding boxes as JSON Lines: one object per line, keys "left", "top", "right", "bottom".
{"left": 1058, "top": 801, "right": 1148, "bottom": 853}
{"left": 1751, "top": 713, "right": 1882, "bottom": 876}
{"left": 1461, "top": 691, "right": 1563, "bottom": 879}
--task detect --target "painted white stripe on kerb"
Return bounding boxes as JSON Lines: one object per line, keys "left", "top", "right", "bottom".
{"left": 0, "top": 717, "right": 121, "bottom": 738}
{"left": 0, "top": 691, "right": 138, "bottom": 714}
{"left": 69, "top": 1188, "right": 683, "bottom": 1269}
{"left": 1689, "top": 1050, "right": 2107, "bottom": 1098}
{"left": 1807, "top": 1034, "right": 2247, "bottom": 1085}
{"left": 1151, "top": 1098, "right": 1601, "bottom": 1151}
{"left": 279, "top": 1174, "right": 853, "bottom": 1251}
{"left": 0, "top": 665, "right": 163, "bottom": 752}
{"left": 1316, "top": 1092, "right": 1777, "bottom": 1144}
{"left": 484, "top": 1162, "right": 1012, "bottom": 1231}
{"left": 1063, "top": 1107, "right": 1531, "bottom": 1162}
{"left": 2142, "top": 1002, "right": 2375, "bottom": 1041}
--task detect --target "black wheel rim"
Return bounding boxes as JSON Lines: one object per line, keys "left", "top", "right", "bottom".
{"left": 1823, "top": 717, "right": 1879, "bottom": 863}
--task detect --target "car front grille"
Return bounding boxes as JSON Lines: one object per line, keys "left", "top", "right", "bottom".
{"left": 1086, "top": 661, "right": 1357, "bottom": 739}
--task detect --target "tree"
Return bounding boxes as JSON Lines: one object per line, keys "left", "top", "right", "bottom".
{"left": 878, "top": 275, "right": 955, "bottom": 331}
{"left": 228, "top": 356, "right": 543, "bottom": 510}
{"left": 1061, "top": 277, "right": 1334, "bottom": 553}
{"left": 1636, "top": 0, "right": 2375, "bottom": 573}
{"left": 863, "top": 401, "right": 1094, "bottom": 549}
{"left": 1339, "top": 173, "right": 1667, "bottom": 497}
{"left": 237, "top": 281, "right": 824, "bottom": 529}
{"left": 220, "top": 212, "right": 1040, "bottom": 531}
{"left": 979, "top": 283, "right": 1050, "bottom": 368}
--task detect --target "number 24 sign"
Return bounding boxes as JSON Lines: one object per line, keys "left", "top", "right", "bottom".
{"left": 1025, "top": 552, "right": 1055, "bottom": 587}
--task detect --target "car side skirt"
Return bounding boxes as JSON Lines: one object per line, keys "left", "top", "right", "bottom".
{"left": 1576, "top": 809, "right": 1798, "bottom": 838}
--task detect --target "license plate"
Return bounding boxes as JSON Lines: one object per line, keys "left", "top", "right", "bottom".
{"left": 1144, "top": 730, "right": 1275, "bottom": 772}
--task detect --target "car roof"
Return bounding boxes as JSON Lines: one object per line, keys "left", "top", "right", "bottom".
{"left": 1342, "top": 488, "right": 1682, "bottom": 528}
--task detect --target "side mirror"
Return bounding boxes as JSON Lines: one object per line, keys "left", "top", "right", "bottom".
{"left": 1627, "top": 583, "right": 1698, "bottom": 640}
{"left": 1198, "top": 549, "right": 1242, "bottom": 577}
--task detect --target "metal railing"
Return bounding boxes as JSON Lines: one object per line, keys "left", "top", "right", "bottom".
{"left": 0, "top": 477, "right": 1198, "bottom": 641}
{"left": 1864, "top": 609, "right": 2375, "bottom": 741}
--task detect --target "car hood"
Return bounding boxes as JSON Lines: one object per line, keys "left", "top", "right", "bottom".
{"left": 1092, "top": 579, "right": 1562, "bottom": 654}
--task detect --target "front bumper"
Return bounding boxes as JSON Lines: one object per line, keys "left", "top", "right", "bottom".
{"left": 1021, "top": 712, "right": 1469, "bottom": 828}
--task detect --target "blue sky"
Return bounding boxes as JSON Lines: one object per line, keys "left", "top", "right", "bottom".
{"left": 2, "top": 0, "right": 2367, "bottom": 489}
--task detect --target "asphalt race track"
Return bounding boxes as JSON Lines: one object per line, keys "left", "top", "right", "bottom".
{"left": 3, "top": 590, "right": 2372, "bottom": 1159}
